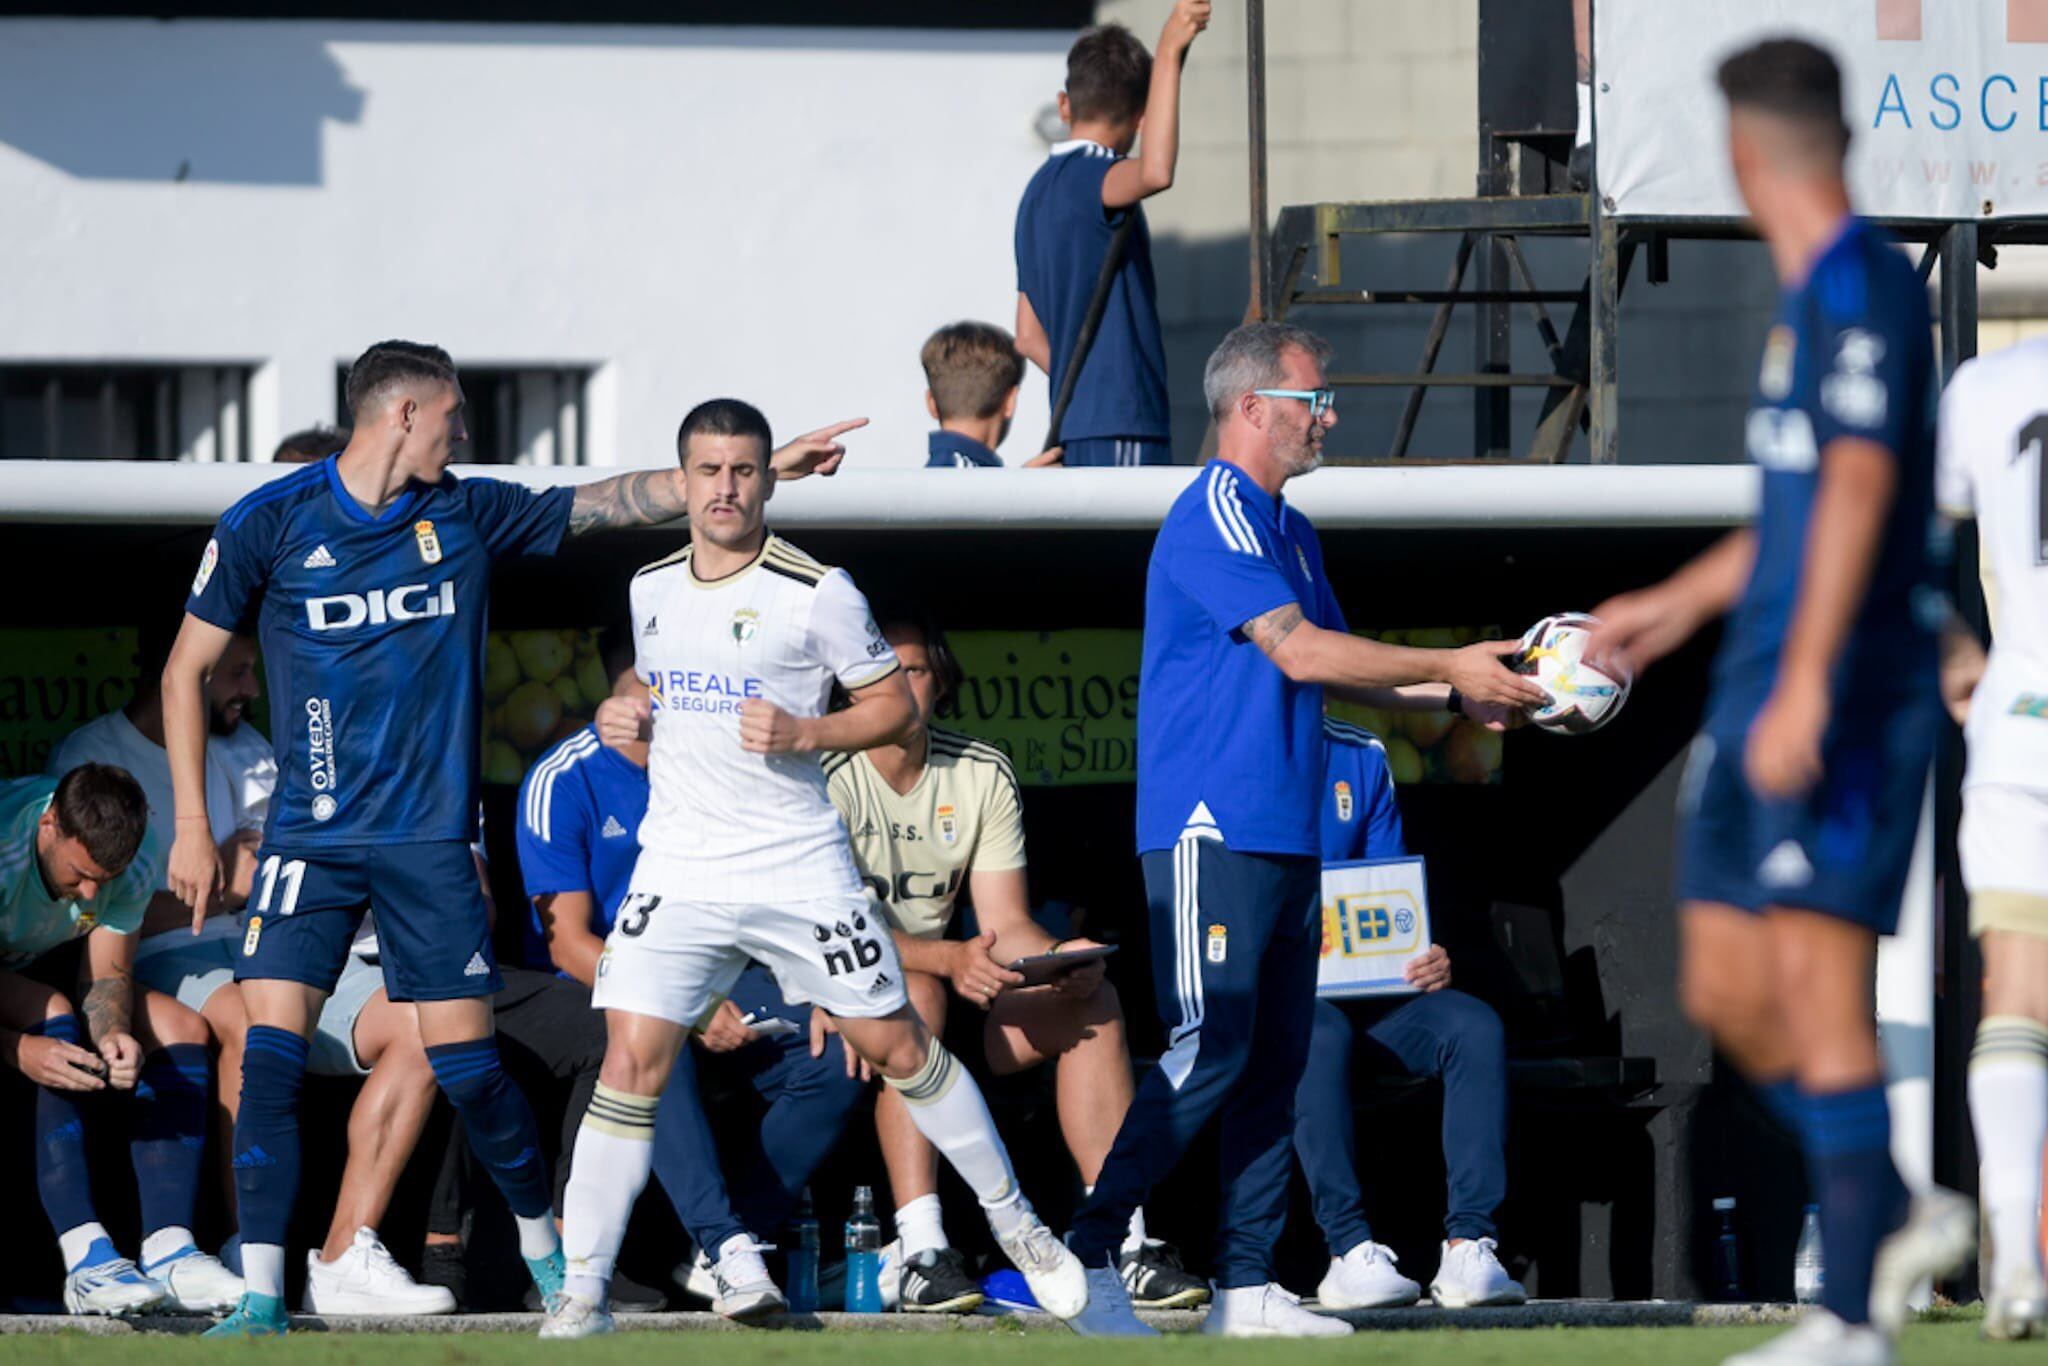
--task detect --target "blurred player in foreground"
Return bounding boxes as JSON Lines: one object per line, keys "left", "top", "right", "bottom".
{"left": 1588, "top": 40, "right": 1969, "bottom": 1366}
{"left": 1934, "top": 338, "right": 2048, "bottom": 1340}
{"left": 162, "top": 341, "right": 860, "bottom": 1336}
{"left": 542, "top": 400, "right": 1084, "bottom": 1339}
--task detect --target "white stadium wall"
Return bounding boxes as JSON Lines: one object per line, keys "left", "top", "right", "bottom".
{"left": 0, "top": 18, "right": 1068, "bottom": 467}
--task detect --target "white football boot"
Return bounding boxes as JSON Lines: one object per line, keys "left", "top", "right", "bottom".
{"left": 146, "top": 1248, "right": 244, "bottom": 1314}
{"left": 1429, "top": 1237, "right": 1527, "bottom": 1307}
{"left": 1201, "top": 1283, "right": 1353, "bottom": 1338}
{"left": 1722, "top": 1310, "right": 1893, "bottom": 1365}
{"left": 64, "top": 1256, "right": 169, "bottom": 1317}
{"left": 538, "top": 1293, "right": 613, "bottom": 1340}
{"left": 303, "top": 1227, "right": 456, "bottom": 1315}
{"left": 1068, "top": 1261, "right": 1157, "bottom": 1337}
{"left": 710, "top": 1234, "right": 784, "bottom": 1322}
{"left": 992, "top": 1205, "right": 1086, "bottom": 1320}
{"left": 1984, "top": 1270, "right": 2048, "bottom": 1341}
{"left": 1869, "top": 1187, "right": 1975, "bottom": 1335}
{"left": 1318, "top": 1241, "right": 1421, "bottom": 1309}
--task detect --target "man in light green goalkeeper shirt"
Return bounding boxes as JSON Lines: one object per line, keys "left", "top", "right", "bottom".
{"left": 0, "top": 765, "right": 242, "bottom": 1317}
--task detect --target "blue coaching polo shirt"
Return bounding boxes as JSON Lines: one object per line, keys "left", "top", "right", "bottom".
{"left": 514, "top": 725, "right": 648, "bottom": 973}
{"left": 1014, "top": 139, "right": 1171, "bottom": 451}
{"left": 1137, "top": 461, "right": 1345, "bottom": 857}
{"left": 1319, "top": 717, "right": 1406, "bottom": 863}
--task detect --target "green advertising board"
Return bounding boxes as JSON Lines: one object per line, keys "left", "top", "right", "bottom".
{"left": 0, "top": 629, "right": 141, "bottom": 778}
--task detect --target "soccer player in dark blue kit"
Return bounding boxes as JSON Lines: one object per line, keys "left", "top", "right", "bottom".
{"left": 158, "top": 341, "right": 860, "bottom": 1335}
{"left": 1063, "top": 322, "right": 1544, "bottom": 1337}
{"left": 1587, "top": 41, "right": 1971, "bottom": 1366}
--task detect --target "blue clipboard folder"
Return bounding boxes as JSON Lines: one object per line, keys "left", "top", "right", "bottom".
{"left": 1315, "top": 855, "right": 1431, "bottom": 1000}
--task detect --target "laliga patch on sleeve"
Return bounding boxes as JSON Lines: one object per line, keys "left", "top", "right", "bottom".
{"left": 1820, "top": 329, "right": 1888, "bottom": 429}
{"left": 192, "top": 538, "right": 220, "bottom": 596}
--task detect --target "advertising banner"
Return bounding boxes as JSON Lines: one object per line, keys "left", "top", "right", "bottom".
{"left": 1596, "top": 0, "right": 2048, "bottom": 220}
{"left": 0, "top": 629, "right": 139, "bottom": 779}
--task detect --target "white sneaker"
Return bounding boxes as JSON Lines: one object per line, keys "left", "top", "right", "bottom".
{"left": 1201, "top": 1283, "right": 1353, "bottom": 1338}
{"left": 672, "top": 1247, "right": 719, "bottom": 1302}
{"left": 991, "top": 1204, "right": 1086, "bottom": 1320}
{"left": 711, "top": 1234, "right": 785, "bottom": 1322}
{"left": 147, "top": 1248, "right": 244, "bottom": 1314}
{"left": 1985, "top": 1271, "right": 2048, "bottom": 1341}
{"left": 1318, "top": 1241, "right": 1420, "bottom": 1309}
{"left": 1068, "top": 1262, "right": 1156, "bottom": 1337}
{"left": 538, "top": 1293, "right": 614, "bottom": 1340}
{"left": 1870, "top": 1187, "right": 1975, "bottom": 1335}
{"left": 1429, "top": 1237, "right": 1527, "bottom": 1307}
{"left": 302, "top": 1228, "right": 456, "bottom": 1315}
{"left": 63, "top": 1256, "right": 169, "bottom": 1317}
{"left": 1723, "top": 1309, "right": 1894, "bottom": 1365}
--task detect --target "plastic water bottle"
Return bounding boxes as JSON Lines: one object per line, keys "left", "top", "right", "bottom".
{"left": 844, "top": 1185, "right": 884, "bottom": 1313}
{"left": 1712, "top": 1197, "right": 1747, "bottom": 1301}
{"left": 1794, "top": 1204, "right": 1825, "bottom": 1305}
{"left": 786, "top": 1187, "right": 820, "bottom": 1313}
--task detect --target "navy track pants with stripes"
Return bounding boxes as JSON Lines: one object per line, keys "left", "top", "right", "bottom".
{"left": 1067, "top": 833, "right": 1321, "bottom": 1288}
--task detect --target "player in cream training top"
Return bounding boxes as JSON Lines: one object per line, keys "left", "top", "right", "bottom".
{"left": 1936, "top": 336, "right": 2048, "bottom": 1339}
{"left": 824, "top": 612, "right": 1208, "bottom": 1315}
{"left": 543, "top": 400, "right": 1086, "bottom": 1341}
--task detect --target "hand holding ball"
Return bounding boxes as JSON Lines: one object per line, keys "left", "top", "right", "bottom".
{"left": 1515, "top": 613, "right": 1632, "bottom": 735}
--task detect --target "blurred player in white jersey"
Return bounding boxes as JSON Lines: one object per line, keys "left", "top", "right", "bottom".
{"left": 1936, "top": 338, "right": 2048, "bottom": 1340}
{"left": 542, "top": 400, "right": 1085, "bottom": 1339}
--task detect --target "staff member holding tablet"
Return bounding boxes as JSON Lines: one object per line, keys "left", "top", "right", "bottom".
{"left": 826, "top": 611, "right": 1207, "bottom": 1316}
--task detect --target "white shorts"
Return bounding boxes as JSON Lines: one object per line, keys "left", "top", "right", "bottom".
{"left": 1960, "top": 784, "right": 2048, "bottom": 937}
{"left": 135, "top": 939, "right": 385, "bottom": 1078}
{"left": 590, "top": 881, "right": 909, "bottom": 1029}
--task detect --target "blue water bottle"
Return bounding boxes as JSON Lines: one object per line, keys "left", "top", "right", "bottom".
{"left": 786, "top": 1187, "right": 820, "bottom": 1313}
{"left": 1712, "top": 1197, "right": 1747, "bottom": 1301}
{"left": 844, "top": 1185, "right": 884, "bottom": 1313}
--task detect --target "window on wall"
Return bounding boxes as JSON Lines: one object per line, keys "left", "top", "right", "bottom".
{"left": 0, "top": 364, "right": 253, "bottom": 461}
{"left": 336, "top": 364, "right": 590, "bottom": 466}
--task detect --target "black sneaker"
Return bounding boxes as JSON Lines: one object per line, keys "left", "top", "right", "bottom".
{"left": 1119, "top": 1240, "right": 1210, "bottom": 1309}
{"left": 900, "top": 1247, "right": 984, "bottom": 1314}
{"left": 419, "top": 1243, "right": 467, "bottom": 1313}
{"left": 522, "top": 1268, "right": 666, "bottom": 1314}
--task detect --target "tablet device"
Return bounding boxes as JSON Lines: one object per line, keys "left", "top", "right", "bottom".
{"left": 1006, "top": 944, "right": 1117, "bottom": 987}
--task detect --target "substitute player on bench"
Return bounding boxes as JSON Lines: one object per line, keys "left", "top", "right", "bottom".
{"left": 542, "top": 399, "right": 1084, "bottom": 1339}
{"left": 161, "top": 341, "right": 860, "bottom": 1336}
{"left": 825, "top": 610, "right": 1206, "bottom": 1313}
{"left": 1587, "top": 40, "right": 1970, "bottom": 1366}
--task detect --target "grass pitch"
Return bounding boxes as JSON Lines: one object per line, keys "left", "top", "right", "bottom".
{"left": 0, "top": 1318, "right": 2009, "bottom": 1366}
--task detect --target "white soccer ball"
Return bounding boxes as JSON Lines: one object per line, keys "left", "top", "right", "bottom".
{"left": 1515, "top": 612, "right": 1631, "bottom": 735}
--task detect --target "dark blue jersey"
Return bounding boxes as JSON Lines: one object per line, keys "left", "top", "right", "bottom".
{"left": 926, "top": 431, "right": 1003, "bottom": 468}
{"left": 1014, "top": 140, "right": 1171, "bottom": 449}
{"left": 514, "top": 725, "right": 648, "bottom": 973}
{"left": 186, "top": 457, "right": 573, "bottom": 847}
{"left": 1712, "top": 217, "right": 1940, "bottom": 733}
{"left": 1318, "top": 718, "right": 1406, "bottom": 864}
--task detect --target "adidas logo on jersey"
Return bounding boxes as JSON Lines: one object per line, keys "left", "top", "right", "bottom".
{"left": 302, "top": 544, "right": 337, "bottom": 569}
{"left": 463, "top": 951, "right": 490, "bottom": 977}
{"left": 643, "top": 614, "right": 658, "bottom": 637}
{"left": 1758, "top": 840, "right": 1814, "bottom": 890}
{"left": 601, "top": 815, "right": 628, "bottom": 839}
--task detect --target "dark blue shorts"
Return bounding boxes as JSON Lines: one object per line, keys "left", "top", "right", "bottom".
{"left": 235, "top": 840, "right": 501, "bottom": 1002}
{"left": 1675, "top": 700, "right": 1937, "bottom": 932}
{"left": 1061, "top": 436, "right": 1172, "bottom": 468}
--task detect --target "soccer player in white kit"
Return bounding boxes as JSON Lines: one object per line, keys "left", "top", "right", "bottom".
{"left": 541, "top": 400, "right": 1085, "bottom": 1338}
{"left": 1937, "top": 339, "right": 2048, "bottom": 1340}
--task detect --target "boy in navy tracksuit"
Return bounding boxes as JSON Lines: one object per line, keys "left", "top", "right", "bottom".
{"left": 1012, "top": 1, "right": 1209, "bottom": 467}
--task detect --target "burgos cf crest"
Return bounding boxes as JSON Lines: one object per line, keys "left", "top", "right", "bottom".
{"left": 936, "top": 803, "right": 959, "bottom": 846}
{"left": 731, "top": 608, "right": 760, "bottom": 644}
{"left": 414, "top": 520, "right": 443, "bottom": 565}
{"left": 1334, "top": 780, "right": 1354, "bottom": 822}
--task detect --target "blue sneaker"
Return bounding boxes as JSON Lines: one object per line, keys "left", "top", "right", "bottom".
{"left": 525, "top": 1249, "right": 567, "bottom": 1304}
{"left": 202, "top": 1291, "right": 288, "bottom": 1337}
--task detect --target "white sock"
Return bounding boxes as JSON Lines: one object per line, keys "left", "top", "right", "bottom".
{"left": 1575, "top": 78, "right": 1592, "bottom": 149}
{"left": 1124, "top": 1205, "right": 1149, "bottom": 1254}
{"left": 242, "top": 1243, "right": 286, "bottom": 1301}
{"left": 140, "top": 1227, "right": 195, "bottom": 1270}
{"left": 885, "top": 1043, "right": 1024, "bottom": 1234}
{"left": 1971, "top": 1015, "right": 2048, "bottom": 1289}
{"left": 57, "top": 1222, "right": 112, "bottom": 1272}
{"left": 515, "top": 1214, "right": 561, "bottom": 1262}
{"left": 561, "top": 1082, "right": 658, "bottom": 1301}
{"left": 895, "top": 1193, "right": 948, "bottom": 1260}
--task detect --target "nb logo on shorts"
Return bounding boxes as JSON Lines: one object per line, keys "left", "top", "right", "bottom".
{"left": 816, "top": 913, "right": 882, "bottom": 978}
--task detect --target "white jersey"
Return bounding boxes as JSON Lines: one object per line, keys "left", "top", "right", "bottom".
{"left": 630, "top": 533, "right": 900, "bottom": 901}
{"left": 1938, "top": 339, "right": 2048, "bottom": 794}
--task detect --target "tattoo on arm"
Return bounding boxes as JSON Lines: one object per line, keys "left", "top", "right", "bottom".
{"left": 80, "top": 972, "right": 131, "bottom": 1046}
{"left": 1245, "top": 603, "right": 1305, "bottom": 657}
{"left": 566, "top": 470, "right": 688, "bottom": 537}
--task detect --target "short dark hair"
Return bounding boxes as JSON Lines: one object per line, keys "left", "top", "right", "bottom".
{"left": 51, "top": 763, "right": 149, "bottom": 875}
{"left": 1716, "top": 38, "right": 1850, "bottom": 154}
{"left": 1066, "top": 22, "right": 1151, "bottom": 125}
{"left": 675, "top": 398, "right": 773, "bottom": 460}
{"left": 871, "top": 606, "right": 964, "bottom": 707}
{"left": 273, "top": 425, "right": 349, "bottom": 464}
{"left": 922, "top": 322, "right": 1025, "bottom": 422}
{"left": 344, "top": 340, "right": 458, "bottom": 420}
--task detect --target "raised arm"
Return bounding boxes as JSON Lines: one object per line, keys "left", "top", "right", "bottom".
{"left": 739, "top": 671, "right": 916, "bottom": 757}
{"left": 1100, "top": 0, "right": 1210, "bottom": 208}
{"left": 162, "top": 614, "right": 234, "bottom": 922}
{"left": 1586, "top": 529, "right": 1756, "bottom": 679}
{"left": 565, "top": 418, "right": 867, "bottom": 537}
{"left": 1247, "top": 605, "right": 1548, "bottom": 710}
